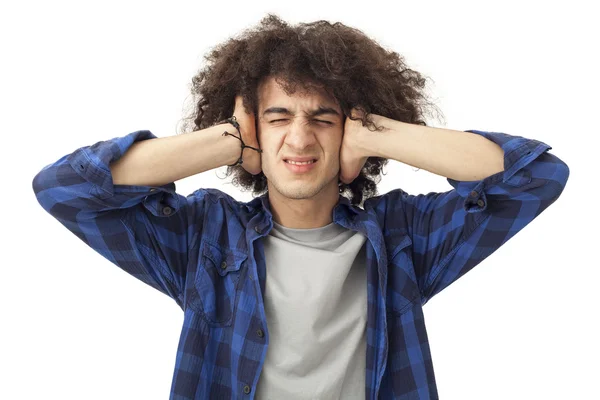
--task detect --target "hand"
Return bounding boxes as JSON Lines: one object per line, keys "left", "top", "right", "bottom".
{"left": 232, "top": 95, "right": 262, "bottom": 175}
{"left": 339, "top": 108, "right": 370, "bottom": 184}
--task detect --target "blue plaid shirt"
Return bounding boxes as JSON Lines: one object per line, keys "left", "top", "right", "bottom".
{"left": 32, "top": 128, "right": 569, "bottom": 399}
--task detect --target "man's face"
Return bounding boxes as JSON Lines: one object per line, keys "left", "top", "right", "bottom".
{"left": 257, "top": 76, "right": 344, "bottom": 201}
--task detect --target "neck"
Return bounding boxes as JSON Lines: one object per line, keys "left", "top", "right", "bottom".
{"left": 267, "top": 182, "right": 340, "bottom": 229}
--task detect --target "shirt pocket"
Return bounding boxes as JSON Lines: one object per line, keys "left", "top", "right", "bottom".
{"left": 187, "top": 241, "right": 248, "bottom": 327}
{"left": 385, "top": 234, "right": 421, "bottom": 315}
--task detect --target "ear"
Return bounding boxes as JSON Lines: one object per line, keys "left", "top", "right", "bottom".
{"left": 255, "top": 118, "right": 261, "bottom": 147}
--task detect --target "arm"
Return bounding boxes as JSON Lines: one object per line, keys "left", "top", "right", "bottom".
{"left": 354, "top": 116, "right": 570, "bottom": 304}
{"left": 32, "top": 123, "right": 241, "bottom": 309}
{"left": 110, "top": 123, "right": 242, "bottom": 186}
{"left": 363, "top": 116, "right": 505, "bottom": 181}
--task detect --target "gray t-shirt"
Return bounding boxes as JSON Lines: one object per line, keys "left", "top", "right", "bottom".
{"left": 254, "top": 220, "right": 368, "bottom": 399}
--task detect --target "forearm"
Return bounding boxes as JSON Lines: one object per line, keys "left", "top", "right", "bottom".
{"left": 362, "top": 115, "right": 505, "bottom": 181}
{"left": 110, "top": 123, "right": 240, "bottom": 186}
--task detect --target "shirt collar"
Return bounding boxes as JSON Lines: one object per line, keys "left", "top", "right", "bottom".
{"left": 248, "top": 191, "right": 360, "bottom": 226}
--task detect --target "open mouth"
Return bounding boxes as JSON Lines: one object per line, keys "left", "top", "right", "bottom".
{"left": 284, "top": 159, "right": 317, "bottom": 165}
{"left": 283, "top": 159, "right": 318, "bottom": 172}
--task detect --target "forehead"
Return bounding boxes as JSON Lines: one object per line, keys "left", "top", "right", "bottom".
{"left": 257, "top": 76, "right": 340, "bottom": 111}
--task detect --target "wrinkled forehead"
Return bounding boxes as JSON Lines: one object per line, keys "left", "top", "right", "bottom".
{"left": 257, "top": 75, "right": 340, "bottom": 111}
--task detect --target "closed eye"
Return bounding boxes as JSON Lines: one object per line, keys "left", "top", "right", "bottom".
{"left": 271, "top": 119, "right": 333, "bottom": 125}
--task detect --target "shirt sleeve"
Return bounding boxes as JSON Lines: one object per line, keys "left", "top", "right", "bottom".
{"left": 379, "top": 130, "right": 570, "bottom": 306}
{"left": 32, "top": 130, "right": 208, "bottom": 310}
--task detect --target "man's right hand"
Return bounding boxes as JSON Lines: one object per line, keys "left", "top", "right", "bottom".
{"left": 233, "top": 95, "right": 262, "bottom": 176}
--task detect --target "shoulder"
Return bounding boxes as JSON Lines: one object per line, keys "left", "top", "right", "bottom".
{"left": 190, "top": 188, "right": 262, "bottom": 216}
{"left": 363, "top": 188, "right": 407, "bottom": 213}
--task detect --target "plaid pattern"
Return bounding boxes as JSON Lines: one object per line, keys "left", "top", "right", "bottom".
{"left": 32, "top": 128, "right": 569, "bottom": 399}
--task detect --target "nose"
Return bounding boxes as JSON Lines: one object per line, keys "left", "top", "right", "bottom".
{"left": 283, "top": 118, "right": 318, "bottom": 151}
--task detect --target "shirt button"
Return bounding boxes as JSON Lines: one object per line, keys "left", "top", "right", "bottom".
{"left": 469, "top": 190, "right": 478, "bottom": 198}
{"left": 149, "top": 188, "right": 156, "bottom": 192}
{"left": 477, "top": 199, "right": 485, "bottom": 207}
{"left": 243, "top": 385, "right": 251, "bottom": 394}
{"left": 162, "top": 206, "right": 172, "bottom": 216}
{"left": 257, "top": 328, "right": 264, "bottom": 338}
{"left": 254, "top": 226, "right": 261, "bottom": 233}
{"left": 221, "top": 261, "right": 227, "bottom": 269}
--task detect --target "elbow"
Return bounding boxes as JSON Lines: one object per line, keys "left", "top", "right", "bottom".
{"left": 552, "top": 155, "right": 570, "bottom": 197}
{"left": 32, "top": 166, "right": 53, "bottom": 212}
{"left": 32, "top": 168, "right": 46, "bottom": 197}
{"left": 543, "top": 153, "right": 570, "bottom": 204}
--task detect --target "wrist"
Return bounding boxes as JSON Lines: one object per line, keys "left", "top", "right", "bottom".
{"left": 362, "top": 113, "right": 395, "bottom": 158}
{"left": 211, "top": 123, "right": 243, "bottom": 167}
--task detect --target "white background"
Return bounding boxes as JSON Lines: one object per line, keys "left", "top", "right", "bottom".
{"left": 2, "top": 1, "right": 598, "bottom": 399}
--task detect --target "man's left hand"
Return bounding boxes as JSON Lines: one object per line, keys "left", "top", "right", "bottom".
{"left": 339, "top": 108, "right": 370, "bottom": 184}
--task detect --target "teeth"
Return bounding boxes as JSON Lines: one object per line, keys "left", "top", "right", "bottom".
{"left": 286, "top": 160, "right": 314, "bottom": 165}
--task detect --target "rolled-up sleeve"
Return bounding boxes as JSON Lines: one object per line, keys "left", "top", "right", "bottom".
{"left": 380, "top": 130, "right": 570, "bottom": 306}
{"left": 33, "top": 130, "right": 207, "bottom": 309}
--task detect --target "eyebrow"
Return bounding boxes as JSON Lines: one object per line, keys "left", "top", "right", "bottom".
{"left": 262, "top": 106, "right": 341, "bottom": 118}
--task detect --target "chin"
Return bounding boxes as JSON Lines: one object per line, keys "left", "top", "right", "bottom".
{"left": 279, "top": 185, "right": 321, "bottom": 200}
{"left": 273, "top": 177, "right": 338, "bottom": 201}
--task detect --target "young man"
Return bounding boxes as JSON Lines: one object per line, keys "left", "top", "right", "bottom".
{"left": 32, "top": 15, "right": 569, "bottom": 400}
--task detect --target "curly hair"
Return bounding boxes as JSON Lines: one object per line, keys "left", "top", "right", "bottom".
{"left": 179, "top": 13, "right": 443, "bottom": 207}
